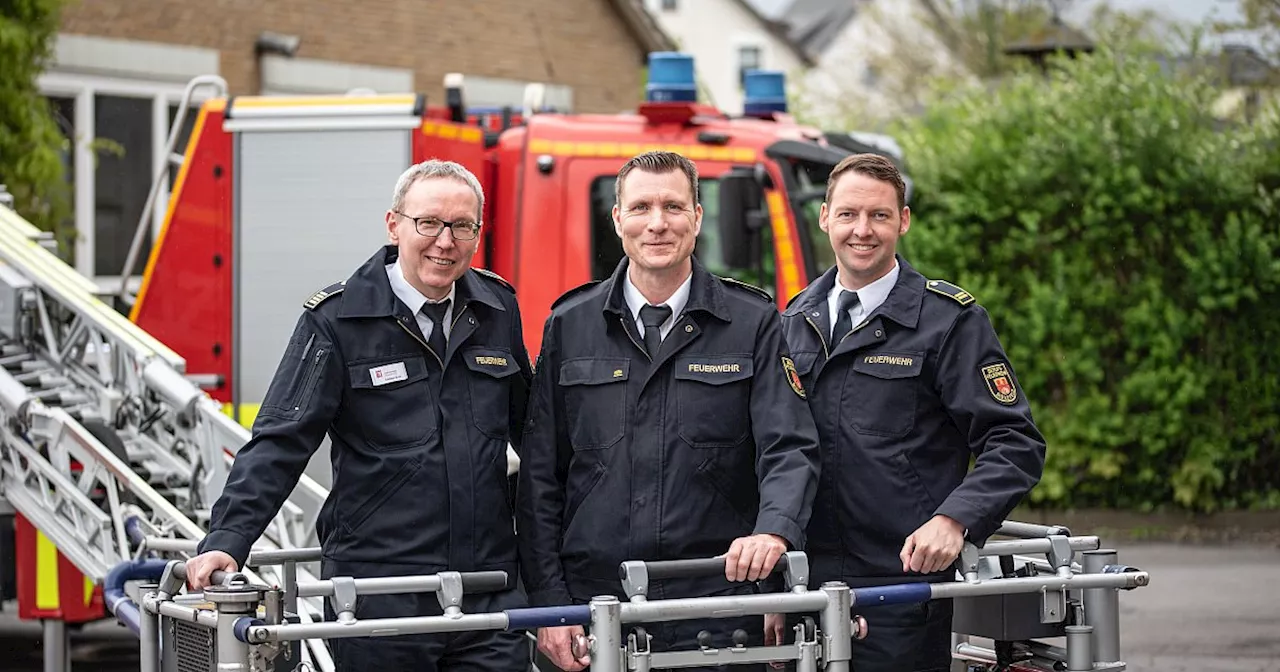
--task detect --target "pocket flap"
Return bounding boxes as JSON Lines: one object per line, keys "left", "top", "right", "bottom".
{"left": 559, "top": 358, "right": 630, "bottom": 386}
{"left": 673, "top": 355, "right": 754, "bottom": 385}
{"left": 789, "top": 352, "right": 819, "bottom": 376}
{"left": 852, "top": 352, "right": 924, "bottom": 380}
{"left": 349, "top": 355, "right": 429, "bottom": 389}
{"left": 463, "top": 347, "right": 521, "bottom": 378}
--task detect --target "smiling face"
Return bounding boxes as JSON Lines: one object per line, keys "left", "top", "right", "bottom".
{"left": 612, "top": 168, "right": 703, "bottom": 276}
{"left": 385, "top": 176, "right": 480, "bottom": 300}
{"left": 819, "top": 170, "right": 910, "bottom": 290}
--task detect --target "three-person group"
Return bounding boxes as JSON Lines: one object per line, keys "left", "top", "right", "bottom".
{"left": 186, "top": 149, "right": 1046, "bottom": 672}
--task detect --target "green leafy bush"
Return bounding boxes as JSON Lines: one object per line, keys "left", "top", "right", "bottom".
{"left": 0, "top": 0, "right": 71, "bottom": 247}
{"left": 894, "top": 47, "right": 1280, "bottom": 511}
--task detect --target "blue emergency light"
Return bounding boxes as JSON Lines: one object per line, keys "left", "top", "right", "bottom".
{"left": 646, "top": 52, "right": 698, "bottom": 103}
{"left": 743, "top": 69, "right": 788, "bottom": 116}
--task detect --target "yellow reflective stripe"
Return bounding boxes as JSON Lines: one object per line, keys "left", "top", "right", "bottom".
{"left": 84, "top": 575, "right": 94, "bottom": 606}
{"left": 35, "top": 531, "right": 59, "bottom": 610}
{"left": 421, "top": 120, "right": 483, "bottom": 145}
{"left": 220, "top": 402, "right": 261, "bottom": 431}
{"left": 522, "top": 138, "right": 757, "bottom": 162}
{"left": 766, "top": 191, "right": 802, "bottom": 300}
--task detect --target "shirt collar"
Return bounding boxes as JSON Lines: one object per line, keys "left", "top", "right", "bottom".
{"left": 623, "top": 268, "right": 693, "bottom": 325}
{"left": 830, "top": 260, "right": 900, "bottom": 317}
{"left": 385, "top": 259, "right": 455, "bottom": 315}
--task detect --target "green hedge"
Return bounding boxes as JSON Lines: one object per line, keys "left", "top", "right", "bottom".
{"left": 893, "top": 48, "right": 1280, "bottom": 511}
{"left": 0, "top": 0, "right": 70, "bottom": 246}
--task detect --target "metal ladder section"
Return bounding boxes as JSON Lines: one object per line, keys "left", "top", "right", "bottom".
{"left": 0, "top": 194, "right": 337, "bottom": 671}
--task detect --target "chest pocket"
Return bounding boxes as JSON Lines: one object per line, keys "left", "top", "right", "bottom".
{"left": 347, "top": 354, "right": 437, "bottom": 450}
{"left": 844, "top": 351, "right": 925, "bottom": 439}
{"left": 558, "top": 358, "right": 629, "bottom": 450}
{"left": 789, "top": 352, "right": 820, "bottom": 396}
{"left": 674, "top": 355, "right": 753, "bottom": 448}
{"left": 464, "top": 347, "right": 521, "bottom": 439}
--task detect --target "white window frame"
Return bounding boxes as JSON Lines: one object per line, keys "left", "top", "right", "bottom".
{"left": 37, "top": 35, "right": 220, "bottom": 291}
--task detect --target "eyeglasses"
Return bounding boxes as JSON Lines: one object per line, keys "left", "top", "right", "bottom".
{"left": 396, "top": 212, "right": 482, "bottom": 240}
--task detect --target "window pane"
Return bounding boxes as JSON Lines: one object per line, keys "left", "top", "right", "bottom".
{"left": 94, "top": 95, "right": 153, "bottom": 277}
{"left": 167, "top": 103, "right": 201, "bottom": 190}
{"left": 45, "top": 96, "right": 77, "bottom": 259}
{"left": 590, "top": 177, "right": 625, "bottom": 281}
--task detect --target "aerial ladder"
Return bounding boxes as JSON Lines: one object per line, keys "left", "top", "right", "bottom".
{"left": 0, "top": 107, "right": 339, "bottom": 671}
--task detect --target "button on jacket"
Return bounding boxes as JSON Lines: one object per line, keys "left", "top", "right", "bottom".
{"left": 199, "top": 244, "right": 533, "bottom": 579}
{"left": 780, "top": 256, "right": 1046, "bottom": 586}
{"left": 517, "top": 257, "right": 821, "bottom": 606}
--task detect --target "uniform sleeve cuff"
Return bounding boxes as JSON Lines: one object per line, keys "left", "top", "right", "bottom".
{"left": 753, "top": 513, "right": 804, "bottom": 551}
{"left": 934, "top": 498, "right": 993, "bottom": 545}
{"left": 197, "top": 529, "right": 254, "bottom": 570}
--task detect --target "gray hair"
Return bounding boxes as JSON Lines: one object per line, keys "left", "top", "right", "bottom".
{"left": 390, "top": 159, "right": 485, "bottom": 223}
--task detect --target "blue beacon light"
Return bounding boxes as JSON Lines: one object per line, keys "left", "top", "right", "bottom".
{"left": 742, "top": 69, "right": 788, "bottom": 116}
{"left": 646, "top": 52, "right": 698, "bottom": 103}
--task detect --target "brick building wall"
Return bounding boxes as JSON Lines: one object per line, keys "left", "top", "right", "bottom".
{"left": 57, "top": 0, "right": 647, "bottom": 113}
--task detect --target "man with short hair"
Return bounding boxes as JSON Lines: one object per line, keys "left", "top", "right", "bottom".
{"left": 776, "top": 153, "right": 1047, "bottom": 671}
{"left": 518, "top": 150, "right": 821, "bottom": 672}
{"left": 187, "top": 159, "right": 534, "bottom": 671}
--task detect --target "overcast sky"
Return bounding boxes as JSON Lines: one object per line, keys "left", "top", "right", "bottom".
{"left": 749, "top": 0, "right": 1256, "bottom": 49}
{"left": 750, "top": 0, "right": 1243, "bottom": 25}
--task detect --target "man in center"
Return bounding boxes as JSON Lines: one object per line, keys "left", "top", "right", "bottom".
{"left": 517, "top": 150, "right": 821, "bottom": 671}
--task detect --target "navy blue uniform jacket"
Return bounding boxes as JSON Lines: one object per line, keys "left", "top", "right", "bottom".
{"left": 199, "top": 245, "right": 533, "bottom": 579}
{"left": 780, "top": 257, "right": 1046, "bottom": 585}
{"left": 517, "top": 258, "right": 821, "bottom": 606}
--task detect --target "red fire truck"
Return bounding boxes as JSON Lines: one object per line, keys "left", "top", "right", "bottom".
{"left": 126, "top": 52, "right": 901, "bottom": 427}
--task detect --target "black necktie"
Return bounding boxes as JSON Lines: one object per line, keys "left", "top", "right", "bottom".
{"left": 831, "top": 290, "right": 860, "bottom": 342}
{"left": 639, "top": 304, "right": 672, "bottom": 358}
{"left": 421, "top": 299, "right": 451, "bottom": 358}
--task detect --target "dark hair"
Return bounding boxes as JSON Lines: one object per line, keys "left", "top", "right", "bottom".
{"left": 615, "top": 150, "right": 699, "bottom": 205}
{"left": 826, "top": 153, "right": 906, "bottom": 210}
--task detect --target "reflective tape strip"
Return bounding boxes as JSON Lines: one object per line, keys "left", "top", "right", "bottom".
{"left": 35, "top": 531, "right": 59, "bottom": 611}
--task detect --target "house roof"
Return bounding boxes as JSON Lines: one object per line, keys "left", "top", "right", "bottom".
{"left": 775, "top": 0, "right": 860, "bottom": 62}
{"left": 727, "top": 0, "right": 816, "bottom": 67}
{"left": 610, "top": 0, "right": 678, "bottom": 55}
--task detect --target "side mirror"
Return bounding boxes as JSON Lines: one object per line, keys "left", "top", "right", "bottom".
{"left": 718, "top": 167, "right": 768, "bottom": 270}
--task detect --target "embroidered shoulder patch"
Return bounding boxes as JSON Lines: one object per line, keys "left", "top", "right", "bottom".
{"left": 303, "top": 281, "right": 345, "bottom": 310}
{"left": 782, "top": 356, "right": 806, "bottom": 399}
{"left": 926, "top": 279, "right": 975, "bottom": 306}
{"left": 981, "top": 361, "right": 1018, "bottom": 405}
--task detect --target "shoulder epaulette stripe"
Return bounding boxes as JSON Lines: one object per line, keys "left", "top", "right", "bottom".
{"left": 926, "top": 279, "right": 975, "bottom": 306}
{"left": 473, "top": 267, "right": 515, "bottom": 293}
{"left": 719, "top": 276, "right": 774, "bottom": 303}
{"left": 304, "top": 281, "right": 345, "bottom": 310}
{"left": 551, "top": 280, "right": 602, "bottom": 310}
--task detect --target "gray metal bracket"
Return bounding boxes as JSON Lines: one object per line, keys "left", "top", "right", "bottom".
{"left": 435, "top": 571, "right": 464, "bottom": 617}
{"left": 330, "top": 576, "right": 357, "bottom": 624}
{"left": 619, "top": 560, "right": 650, "bottom": 601}
{"left": 782, "top": 550, "right": 809, "bottom": 591}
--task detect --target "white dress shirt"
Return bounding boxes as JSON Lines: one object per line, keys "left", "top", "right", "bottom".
{"left": 623, "top": 269, "right": 693, "bottom": 342}
{"left": 386, "top": 260, "right": 455, "bottom": 341}
{"left": 828, "top": 261, "right": 900, "bottom": 339}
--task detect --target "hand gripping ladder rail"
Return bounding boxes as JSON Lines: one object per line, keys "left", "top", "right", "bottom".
{"left": 0, "top": 178, "right": 338, "bottom": 670}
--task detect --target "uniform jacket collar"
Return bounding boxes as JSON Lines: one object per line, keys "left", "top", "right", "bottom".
{"left": 337, "top": 245, "right": 505, "bottom": 319}
{"left": 785, "top": 254, "right": 924, "bottom": 331}
{"left": 601, "top": 256, "right": 731, "bottom": 323}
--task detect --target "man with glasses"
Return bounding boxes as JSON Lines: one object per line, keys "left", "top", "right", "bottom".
{"left": 517, "top": 150, "right": 821, "bottom": 671}
{"left": 186, "top": 160, "right": 535, "bottom": 671}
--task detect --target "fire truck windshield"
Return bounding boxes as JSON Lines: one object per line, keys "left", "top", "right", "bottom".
{"left": 786, "top": 157, "right": 839, "bottom": 282}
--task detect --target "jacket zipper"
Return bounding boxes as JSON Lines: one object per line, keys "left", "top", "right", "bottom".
{"left": 619, "top": 316, "right": 651, "bottom": 361}
{"left": 804, "top": 316, "right": 830, "bottom": 360}
{"left": 397, "top": 320, "right": 444, "bottom": 369}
